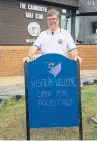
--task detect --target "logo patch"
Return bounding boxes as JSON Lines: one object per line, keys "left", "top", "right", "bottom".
{"left": 58, "top": 39, "right": 63, "bottom": 44}
{"left": 45, "top": 62, "right": 61, "bottom": 77}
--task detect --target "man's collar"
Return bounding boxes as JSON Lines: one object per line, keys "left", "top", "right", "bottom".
{"left": 47, "top": 27, "right": 60, "bottom": 34}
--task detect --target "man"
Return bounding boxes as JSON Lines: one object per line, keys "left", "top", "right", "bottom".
{"left": 23, "top": 9, "right": 82, "bottom": 63}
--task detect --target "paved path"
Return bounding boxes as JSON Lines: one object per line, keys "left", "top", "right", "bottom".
{"left": 80, "top": 70, "right": 97, "bottom": 82}
{"left": 0, "top": 70, "right": 97, "bottom": 98}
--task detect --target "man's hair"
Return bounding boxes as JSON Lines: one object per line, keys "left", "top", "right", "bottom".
{"left": 47, "top": 9, "right": 59, "bottom": 18}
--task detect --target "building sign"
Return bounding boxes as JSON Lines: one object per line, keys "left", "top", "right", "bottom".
{"left": 28, "top": 22, "right": 41, "bottom": 37}
{"left": 19, "top": 3, "right": 47, "bottom": 12}
{"left": 0, "top": 0, "right": 61, "bottom": 45}
{"left": 26, "top": 54, "right": 79, "bottom": 128}
{"left": 19, "top": 2, "right": 48, "bottom": 44}
{"left": 79, "top": 0, "right": 97, "bottom": 13}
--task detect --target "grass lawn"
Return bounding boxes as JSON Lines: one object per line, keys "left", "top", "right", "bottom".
{"left": 0, "top": 85, "right": 97, "bottom": 140}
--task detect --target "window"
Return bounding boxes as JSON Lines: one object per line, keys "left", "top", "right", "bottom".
{"left": 61, "top": 9, "right": 71, "bottom": 33}
{"left": 75, "top": 16, "right": 97, "bottom": 44}
{"left": 91, "top": 22, "right": 97, "bottom": 33}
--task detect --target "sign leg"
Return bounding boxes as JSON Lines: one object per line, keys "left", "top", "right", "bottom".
{"left": 77, "top": 61, "right": 83, "bottom": 140}
{"left": 24, "top": 62, "right": 30, "bottom": 140}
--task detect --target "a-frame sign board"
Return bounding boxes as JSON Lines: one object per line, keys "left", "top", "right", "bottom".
{"left": 24, "top": 54, "right": 83, "bottom": 140}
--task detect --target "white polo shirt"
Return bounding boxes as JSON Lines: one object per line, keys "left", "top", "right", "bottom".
{"left": 33, "top": 28, "right": 76, "bottom": 57}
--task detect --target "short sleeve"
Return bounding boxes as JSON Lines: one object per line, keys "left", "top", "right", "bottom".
{"left": 33, "top": 32, "right": 42, "bottom": 49}
{"left": 66, "top": 31, "right": 77, "bottom": 52}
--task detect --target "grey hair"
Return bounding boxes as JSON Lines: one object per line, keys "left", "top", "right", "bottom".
{"left": 47, "top": 9, "right": 59, "bottom": 18}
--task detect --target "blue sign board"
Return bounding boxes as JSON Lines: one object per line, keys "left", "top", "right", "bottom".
{"left": 27, "top": 54, "right": 79, "bottom": 128}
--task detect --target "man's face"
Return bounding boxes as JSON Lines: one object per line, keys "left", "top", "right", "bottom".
{"left": 47, "top": 14, "right": 59, "bottom": 31}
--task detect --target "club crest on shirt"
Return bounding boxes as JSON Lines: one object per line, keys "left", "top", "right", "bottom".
{"left": 58, "top": 39, "right": 63, "bottom": 44}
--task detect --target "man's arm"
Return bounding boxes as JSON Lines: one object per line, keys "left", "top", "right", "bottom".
{"left": 70, "top": 49, "right": 78, "bottom": 58}
{"left": 28, "top": 46, "right": 37, "bottom": 57}
{"left": 70, "top": 49, "right": 82, "bottom": 64}
{"left": 65, "top": 30, "right": 82, "bottom": 64}
{"left": 23, "top": 46, "right": 37, "bottom": 62}
{"left": 23, "top": 32, "right": 43, "bottom": 62}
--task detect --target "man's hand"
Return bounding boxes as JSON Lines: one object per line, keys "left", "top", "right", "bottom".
{"left": 23, "top": 56, "right": 31, "bottom": 63}
{"left": 74, "top": 56, "right": 82, "bottom": 64}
